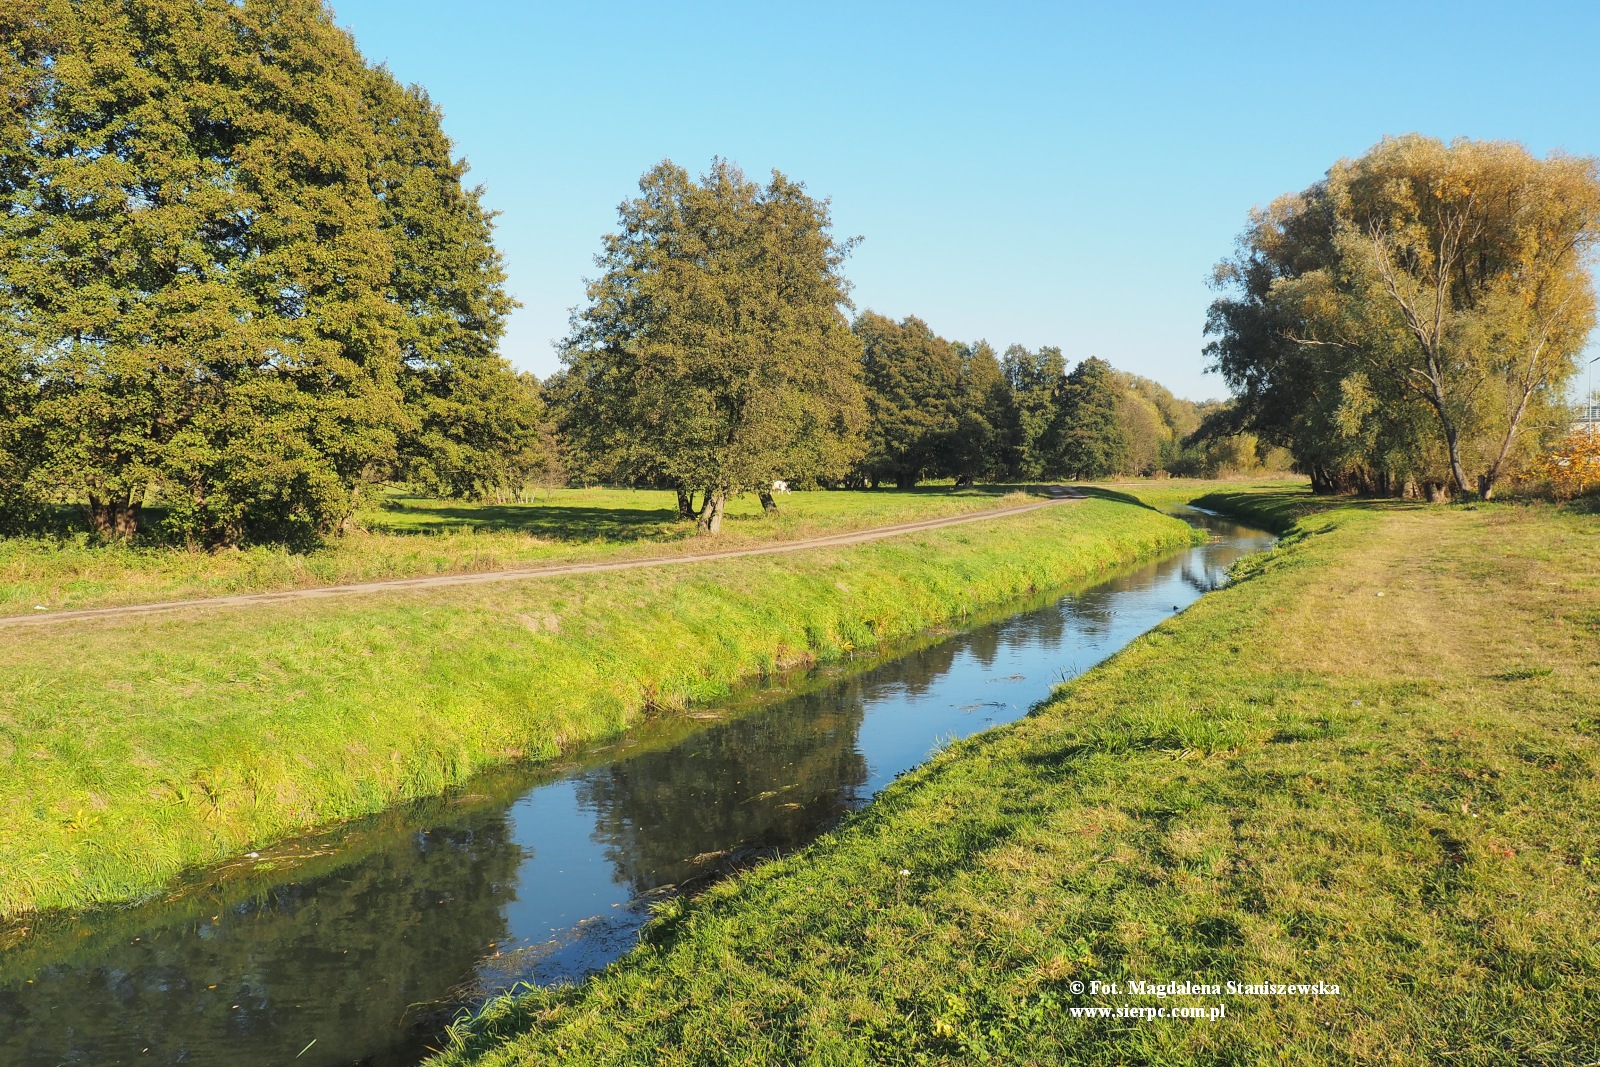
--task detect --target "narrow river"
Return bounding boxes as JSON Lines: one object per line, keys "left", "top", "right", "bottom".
{"left": 0, "top": 508, "right": 1274, "bottom": 1067}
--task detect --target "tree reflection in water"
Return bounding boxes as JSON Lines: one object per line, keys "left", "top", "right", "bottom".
{"left": 0, "top": 812, "right": 524, "bottom": 1066}
{"left": 0, "top": 509, "right": 1275, "bottom": 1067}
{"left": 580, "top": 688, "right": 870, "bottom": 897}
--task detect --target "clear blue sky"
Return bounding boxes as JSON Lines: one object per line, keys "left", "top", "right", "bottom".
{"left": 331, "top": 0, "right": 1600, "bottom": 401}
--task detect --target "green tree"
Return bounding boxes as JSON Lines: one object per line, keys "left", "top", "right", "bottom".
{"left": 3, "top": 0, "right": 403, "bottom": 543}
{"left": 0, "top": 1, "right": 530, "bottom": 543}
{"left": 1000, "top": 344, "right": 1065, "bottom": 479}
{"left": 855, "top": 313, "right": 961, "bottom": 488}
{"left": 947, "top": 340, "right": 1013, "bottom": 485}
{"left": 365, "top": 71, "right": 542, "bottom": 502}
{"left": 1051, "top": 356, "right": 1126, "bottom": 479}
{"left": 558, "top": 159, "right": 866, "bottom": 532}
{"left": 0, "top": 11, "right": 43, "bottom": 532}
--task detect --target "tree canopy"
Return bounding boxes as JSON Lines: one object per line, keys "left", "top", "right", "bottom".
{"left": 554, "top": 159, "right": 867, "bottom": 531}
{"left": 1207, "top": 135, "right": 1600, "bottom": 498}
{"left": 1051, "top": 356, "right": 1126, "bottom": 479}
{"left": 1001, "top": 344, "right": 1066, "bottom": 480}
{"left": 0, "top": 0, "right": 539, "bottom": 544}
{"left": 853, "top": 313, "right": 961, "bottom": 488}
{"left": 845, "top": 320, "right": 1146, "bottom": 486}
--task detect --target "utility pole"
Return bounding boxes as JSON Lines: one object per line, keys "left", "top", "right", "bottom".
{"left": 1586, "top": 354, "right": 1600, "bottom": 433}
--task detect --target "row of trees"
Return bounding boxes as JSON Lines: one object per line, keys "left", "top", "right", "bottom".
{"left": 852, "top": 317, "right": 1133, "bottom": 487}
{"left": 0, "top": 0, "right": 543, "bottom": 544}
{"left": 1206, "top": 134, "right": 1600, "bottom": 500}
{"left": 3, "top": 2, "right": 1318, "bottom": 549}
{"left": 548, "top": 160, "right": 1258, "bottom": 528}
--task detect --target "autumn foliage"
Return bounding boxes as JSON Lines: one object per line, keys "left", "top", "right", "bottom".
{"left": 1540, "top": 430, "right": 1600, "bottom": 500}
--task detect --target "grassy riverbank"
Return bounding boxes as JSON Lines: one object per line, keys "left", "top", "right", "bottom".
{"left": 0, "top": 496, "right": 1198, "bottom": 921}
{"left": 0, "top": 486, "right": 1035, "bottom": 617}
{"left": 433, "top": 489, "right": 1600, "bottom": 1066}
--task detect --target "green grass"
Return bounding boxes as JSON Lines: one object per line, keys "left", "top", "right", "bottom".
{"left": 0, "top": 496, "right": 1199, "bottom": 921}
{"left": 1092, "top": 475, "right": 1307, "bottom": 517}
{"left": 429, "top": 489, "right": 1600, "bottom": 1066}
{"left": 0, "top": 485, "right": 1040, "bottom": 616}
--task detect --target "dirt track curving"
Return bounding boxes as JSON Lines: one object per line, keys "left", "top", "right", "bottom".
{"left": 2, "top": 495, "right": 1078, "bottom": 628}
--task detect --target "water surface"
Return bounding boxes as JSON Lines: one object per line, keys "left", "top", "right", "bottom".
{"left": 0, "top": 509, "right": 1273, "bottom": 1066}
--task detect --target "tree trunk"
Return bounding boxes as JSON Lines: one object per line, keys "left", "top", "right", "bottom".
{"left": 1481, "top": 385, "right": 1538, "bottom": 502}
{"left": 895, "top": 472, "right": 916, "bottom": 490}
{"left": 675, "top": 487, "right": 696, "bottom": 521}
{"left": 1418, "top": 360, "right": 1473, "bottom": 496}
{"left": 1442, "top": 422, "right": 1472, "bottom": 496}
{"left": 758, "top": 490, "right": 777, "bottom": 515}
{"left": 695, "top": 487, "right": 726, "bottom": 534}
{"left": 86, "top": 495, "right": 140, "bottom": 539}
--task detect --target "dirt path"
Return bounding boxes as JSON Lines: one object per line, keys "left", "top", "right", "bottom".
{"left": 2, "top": 496, "right": 1077, "bottom": 628}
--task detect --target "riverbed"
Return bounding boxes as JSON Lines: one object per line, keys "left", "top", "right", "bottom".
{"left": 0, "top": 508, "right": 1273, "bottom": 1067}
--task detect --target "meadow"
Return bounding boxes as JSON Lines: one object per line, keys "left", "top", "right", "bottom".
{"left": 0, "top": 486, "right": 1041, "bottom": 616}
{"left": 431, "top": 486, "right": 1600, "bottom": 1066}
{"left": 0, "top": 491, "right": 1201, "bottom": 921}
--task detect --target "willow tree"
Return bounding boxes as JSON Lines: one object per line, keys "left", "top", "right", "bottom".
{"left": 558, "top": 159, "right": 867, "bottom": 532}
{"left": 1208, "top": 135, "right": 1600, "bottom": 498}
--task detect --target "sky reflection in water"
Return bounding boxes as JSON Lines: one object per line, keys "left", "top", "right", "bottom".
{"left": 0, "top": 510, "right": 1273, "bottom": 1067}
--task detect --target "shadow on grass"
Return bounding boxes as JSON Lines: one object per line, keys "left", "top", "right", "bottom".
{"left": 1191, "top": 488, "right": 1434, "bottom": 533}
{"left": 1076, "top": 486, "right": 1166, "bottom": 513}
{"left": 367, "top": 484, "right": 1036, "bottom": 542}
{"left": 895, "top": 484, "right": 1029, "bottom": 498}
{"left": 370, "top": 501, "right": 684, "bottom": 542}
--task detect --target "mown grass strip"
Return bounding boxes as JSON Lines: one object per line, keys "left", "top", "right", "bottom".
{"left": 429, "top": 491, "right": 1600, "bottom": 1066}
{"left": 1, "top": 496, "right": 1066, "bottom": 628}
{"left": 0, "top": 487, "right": 1045, "bottom": 617}
{"left": 0, "top": 497, "right": 1197, "bottom": 920}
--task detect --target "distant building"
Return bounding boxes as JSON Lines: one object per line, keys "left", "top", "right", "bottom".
{"left": 1577, "top": 403, "right": 1600, "bottom": 434}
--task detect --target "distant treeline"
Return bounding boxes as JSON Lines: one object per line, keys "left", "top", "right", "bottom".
{"left": 551, "top": 306, "right": 1280, "bottom": 507}
{"left": 544, "top": 160, "right": 1277, "bottom": 531}
{"left": 836, "top": 313, "right": 1274, "bottom": 489}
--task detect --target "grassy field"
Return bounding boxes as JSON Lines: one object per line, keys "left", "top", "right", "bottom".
{"left": 0, "top": 494, "right": 1200, "bottom": 921}
{"left": 0, "top": 486, "right": 1043, "bottom": 616}
{"left": 431, "top": 487, "right": 1600, "bottom": 1066}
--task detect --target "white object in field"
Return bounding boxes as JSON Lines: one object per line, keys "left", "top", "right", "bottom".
{"left": 771, "top": 480, "right": 791, "bottom": 493}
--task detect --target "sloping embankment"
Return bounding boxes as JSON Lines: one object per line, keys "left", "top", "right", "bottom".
{"left": 428, "top": 491, "right": 1600, "bottom": 1066}
{"left": 1, "top": 496, "right": 1198, "bottom": 920}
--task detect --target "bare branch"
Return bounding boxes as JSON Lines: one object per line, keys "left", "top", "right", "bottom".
{"left": 1281, "top": 333, "right": 1349, "bottom": 349}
